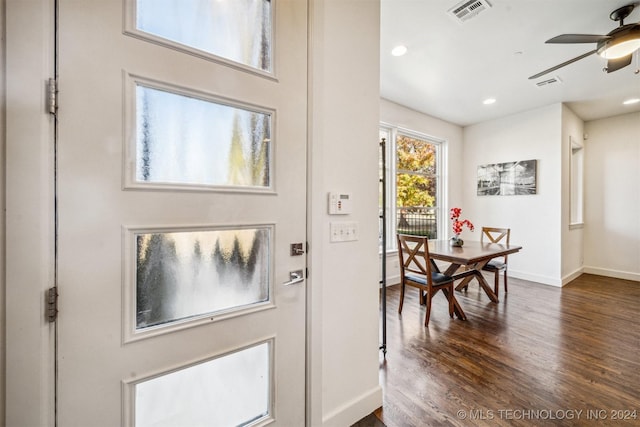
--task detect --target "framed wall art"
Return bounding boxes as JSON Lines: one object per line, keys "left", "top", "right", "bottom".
{"left": 477, "top": 159, "right": 537, "bottom": 196}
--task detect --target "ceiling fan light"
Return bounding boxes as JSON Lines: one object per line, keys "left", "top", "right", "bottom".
{"left": 600, "top": 39, "right": 640, "bottom": 59}
{"left": 598, "top": 27, "right": 640, "bottom": 59}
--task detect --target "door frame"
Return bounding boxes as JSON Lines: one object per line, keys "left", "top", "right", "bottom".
{"left": 4, "top": 0, "right": 56, "bottom": 424}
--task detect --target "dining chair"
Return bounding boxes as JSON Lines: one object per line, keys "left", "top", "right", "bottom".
{"left": 480, "top": 227, "right": 511, "bottom": 294}
{"left": 396, "top": 234, "right": 456, "bottom": 326}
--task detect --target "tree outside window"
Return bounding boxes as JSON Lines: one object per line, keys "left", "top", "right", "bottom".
{"left": 396, "top": 134, "right": 438, "bottom": 238}
{"left": 379, "top": 126, "right": 443, "bottom": 250}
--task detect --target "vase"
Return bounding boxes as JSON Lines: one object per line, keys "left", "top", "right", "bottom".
{"left": 450, "top": 235, "right": 464, "bottom": 247}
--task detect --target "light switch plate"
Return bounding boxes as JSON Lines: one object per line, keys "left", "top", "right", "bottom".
{"left": 330, "top": 221, "right": 359, "bottom": 242}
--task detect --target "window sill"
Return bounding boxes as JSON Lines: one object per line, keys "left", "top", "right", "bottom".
{"left": 379, "top": 249, "right": 399, "bottom": 257}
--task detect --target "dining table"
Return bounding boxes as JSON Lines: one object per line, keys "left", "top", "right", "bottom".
{"left": 428, "top": 240, "right": 523, "bottom": 304}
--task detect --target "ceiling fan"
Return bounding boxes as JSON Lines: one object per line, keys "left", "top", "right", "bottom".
{"left": 529, "top": 3, "right": 640, "bottom": 80}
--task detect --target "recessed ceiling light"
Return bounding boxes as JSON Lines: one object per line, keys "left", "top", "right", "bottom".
{"left": 391, "top": 45, "right": 407, "bottom": 57}
{"left": 483, "top": 98, "right": 496, "bottom": 105}
{"left": 623, "top": 98, "right": 640, "bottom": 105}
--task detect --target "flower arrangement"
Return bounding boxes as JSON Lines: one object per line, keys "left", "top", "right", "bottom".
{"left": 450, "top": 207, "right": 474, "bottom": 246}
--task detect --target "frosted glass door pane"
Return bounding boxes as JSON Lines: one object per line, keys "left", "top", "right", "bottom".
{"left": 136, "top": 0, "right": 272, "bottom": 72}
{"left": 136, "top": 84, "right": 272, "bottom": 188}
{"left": 136, "top": 228, "right": 270, "bottom": 329}
{"left": 135, "top": 341, "right": 271, "bottom": 426}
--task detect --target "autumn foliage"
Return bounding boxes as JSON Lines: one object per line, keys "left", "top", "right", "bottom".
{"left": 396, "top": 135, "right": 436, "bottom": 207}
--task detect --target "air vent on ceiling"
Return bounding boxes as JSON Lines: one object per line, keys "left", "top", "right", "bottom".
{"left": 448, "top": 0, "right": 492, "bottom": 23}
{"left": 534, "top": 76, "right": 563, "bottom": 88}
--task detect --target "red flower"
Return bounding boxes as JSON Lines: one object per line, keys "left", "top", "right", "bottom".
{"left": 450, "top": 207, "right": 474, "bottom": 236}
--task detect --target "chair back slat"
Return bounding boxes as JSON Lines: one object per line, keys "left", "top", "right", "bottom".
{"left": 397, "top": 234, "right": 432, "bottom": 281}
{"left": 481, "top": 227, "right": 510, "bottom": 261}
{"left": 480, "top": 227, "right": 511, "bottom": 294}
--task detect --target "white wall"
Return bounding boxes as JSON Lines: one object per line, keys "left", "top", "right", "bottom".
{"left": 379, "top": 99, "right": 464, "bottom": 285}
{"left": 561, "top": 105, "right": 585, "bottom": 283}
{"left": 308, "top": 1, "right": 382, "bottom": 425}
{"left": 463, "top": 104, "right": 564, "bottom": 285}
{"left": 583, "top": 112, "right": 640, "bottom": 282}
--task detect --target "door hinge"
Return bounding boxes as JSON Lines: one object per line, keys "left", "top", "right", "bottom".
{"left": 47, "top": 286, "right": 58, "bottom": 322}
{"left": 47, "top": 78, "right": 57, "bottom": 115}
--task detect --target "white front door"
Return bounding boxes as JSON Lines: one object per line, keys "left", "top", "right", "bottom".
{"left": 56, "top": 0, "right": 307, "bottom": 425}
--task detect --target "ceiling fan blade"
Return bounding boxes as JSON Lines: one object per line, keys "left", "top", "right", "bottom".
{"left": 606, "top": 54, "right": 633, "bottom": 73}
{"left": 528, "top": 50, "right": 597, "bottom": 80}
{"left": 546, "top": 34, "right": 611, "bottom": 43}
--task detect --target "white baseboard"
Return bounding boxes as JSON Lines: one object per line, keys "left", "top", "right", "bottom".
{"left": 322, "top": 385, "right": 382, "bottom": 427}
{"left": 383, "top": 273, "right": 400, "bottom": 287}
{"left": 562, "top": 267, "right": 584, "bottom": 286}
{"left": 507, "top": 270, "right": 563, "bottom": 287}
{"left": 583, "top": 266, "right": 640, "bottom": 283}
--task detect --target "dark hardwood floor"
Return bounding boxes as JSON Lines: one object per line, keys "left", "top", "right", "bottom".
{"left": 376, "top": 274, "right": 640, "bottom": 426}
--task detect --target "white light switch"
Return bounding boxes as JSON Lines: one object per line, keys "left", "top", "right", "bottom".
{"left": 330, "top": 221, "right": 359, "bottom": 242}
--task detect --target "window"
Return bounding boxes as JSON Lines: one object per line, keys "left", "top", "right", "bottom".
{"left": 380, "top": 125, "right": 445, "bottom": 250}
{"left": 127, "top": 0, "right": 273, "bottom": 74}
{"left": 130, "top": 340, "right": 272, "bottom": 426}
{"left": 570, "top": 136, "right": 584, "bottom": 227}
{"left": 125, "top": 75, "right": 273, "bottom": 192}
{"left": 124, "top": 225, "right": 273, "bottom": 342}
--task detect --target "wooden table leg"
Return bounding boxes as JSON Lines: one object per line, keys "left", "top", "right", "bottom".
{"left": 455, "top": 274, "right": 475, "bottom": 291}
{"left": 431, "top": 262, "right": 465, "bottom": 310}
{"left": 452, "top": 264, "right": 499, "bottom": 303}
{"left": 471, "top": 269, "right": 499, "bottom": 303}
{"left": 443, "top": 263, "right": 462, "bottom": 276}
{"left": 471, "top": 260, "right": 499, "bottom": 302}
{"left": 439, "top": 260, "right": 499, "bottom": 306}
{"left": 442, "top": 288, "right": 466, "bottom": 320}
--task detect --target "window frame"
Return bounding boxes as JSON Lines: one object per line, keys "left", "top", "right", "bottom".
{"left": 123, "top": 72, "right": 276, "bottom": 194}
{"left": 380, "top": 124, "right": 446, "bottom": 251}
{"left": 123, "top": 0, "right": 277, "bottom": 80}
{"left": 569, "top": 135, "right": 585, "bottom": 228}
